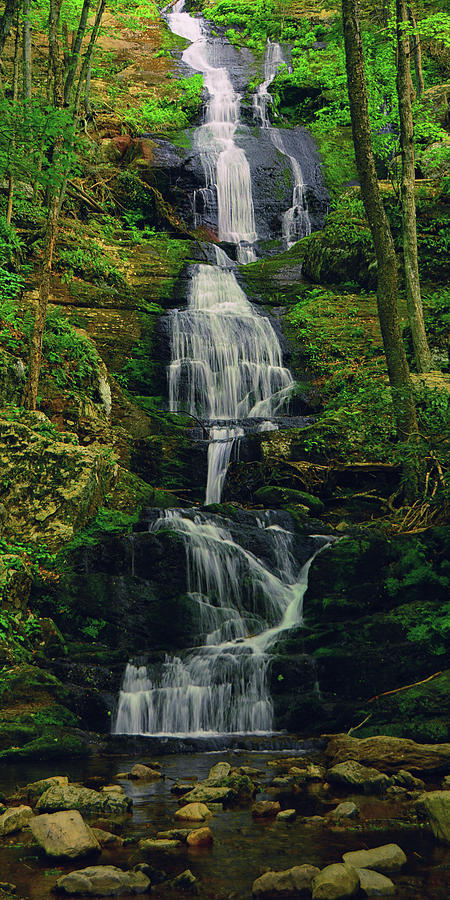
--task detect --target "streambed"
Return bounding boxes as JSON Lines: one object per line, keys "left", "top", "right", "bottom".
{"left": 0, "top": 747, "right": 448, "bottom": 900}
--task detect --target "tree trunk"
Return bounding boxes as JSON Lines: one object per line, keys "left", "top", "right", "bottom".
{"left": 342, "top": 0, "right": 418, "bottom": 442}
{"left": 0, "top": 0, "right": 19, "bottom": 58}
{"left": 22, "top": 0, "right": 31, "bottom": 98}
{"left": 22, "top": 194, "right": 59, "bottom": 410}
{"left": 407, "top": 2, "right": 424, "bottom": 99}
{"left": 84, "top": 50, "right": 93, "bottom": 117}
{"left": 63, "top": 0, "right": 90, "bottom": 105}
{"left": 6, "top": 14, "right": 20, "bottom": 225}
{"left": 23, "top": 0, "right": 63, "bottom": 410}
{"left": 72, "top": 0, "right": 105, "bottom": 115}
{"left": 397, "top": 0, "right": 431, "bottom": 373}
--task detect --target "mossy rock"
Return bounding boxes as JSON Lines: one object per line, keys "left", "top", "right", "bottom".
{"left": 254, "top": 485, "right": 324, "bottom": 514}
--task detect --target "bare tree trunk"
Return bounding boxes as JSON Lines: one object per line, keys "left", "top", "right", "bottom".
{"left": 0, "top": 0, "right": 19, "bottom": 58}
{"left": 342, "top": 0, "right": 418, "bottom": 443}
{"left": 72, "top": 0, "right": 105, "bottom": 115}
{"left": 407, "top": 2, "right": 424, "bottom": 99}
{"left": 397, "top": 0, "right": 431, "bottom": 373}
{"left": 57, "top": 0, "right": 106, "bottom": 214}
{"left": 84, "top": 50, "right": 93, "bottom": 117}
{"left": 6, "top": 14, "right": 19, "bottom": 225}
{"left": 23, "top": 0, "right": 63, "bottom": 410}
{"left": 22, "top": 0, "right": 31, "bottom": 98}
{"left": 61, "top": 19, "right": 70, "bottom": 76}
{"left": 63, "top": 0, "right": 90, "bottom": 105}
{"left": 22, "top": 194, "right": 59, "bottom": 410}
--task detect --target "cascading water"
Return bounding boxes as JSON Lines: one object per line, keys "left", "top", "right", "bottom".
{"left": 114, "top": 4, "right": 329, "bottom": 738}
{"left": 254, "top": 41, "right": 312, "bottom": 247}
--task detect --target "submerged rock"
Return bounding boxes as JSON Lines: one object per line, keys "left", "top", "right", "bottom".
{"left": 180, "top": 785, "right": 233, "bottom": 804}
{"left": 139, "top": 838, "right": 182, "bottom": 853}
{"left": 56, "top": 865, "right": 150, "bottom": 895}
{"left": 276, "top": 808, "right": 297, "bottom": 822}
{"left": 30, "top": 810, "right": 100, "bottom": 859}
{"left": 312, "top": 863, "right": 359, "bottom": 899}
{"left": 0, "top": 805, "right": 33, "bottom": 835}
{"left": 252, "top": 864, "right": 320, "bottom": 897}
{"left": 252, "top": 801, "right": 281, "bottom": 818}
{"left": 129, "top": 763, "right": 161, "bottom": 780}
{"left": 23, "top": 776, "right": 69, "bottom": 805}
{"left": 171, "top": 869, "right": 198, "bottom": 893}
{"left": 327, "top": 761, "right": 389, "bottom": 793}
{"left": 186, "top": 827, "right": 213, "bottom": 847}
{"left": 342, "top": 844, "right": 406, "bottom": 874}
{"left": 357, "top": 868, "right": 396, "bottom": 897}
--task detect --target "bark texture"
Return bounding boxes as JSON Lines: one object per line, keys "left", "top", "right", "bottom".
{"left": 397, "top": 0, "right": 431, "bottom": 373}
{"left": 407, "top": 3, "right": 425, "bottom": 99}
{"left": 342, "top": 0, "right": 418, "bottom": 441}
{"left": 0, "top": 0, "right": 19, "bottom": 58}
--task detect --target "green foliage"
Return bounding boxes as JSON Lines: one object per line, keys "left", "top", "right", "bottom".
{"left": 42, "top": 309, "right": 101, "bottom": 392}
{"left": 121, "top": 74, "right": 203, "bottom": 133}
{"left": 56, "top": 245, "right": 125, "bottom": 288}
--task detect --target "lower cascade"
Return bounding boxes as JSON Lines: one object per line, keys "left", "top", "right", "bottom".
{"left": 114, "top": 514, "right": 332, "bottom": 735}
{"left": 114, "top": 1, "right": 329, "bottom": 738}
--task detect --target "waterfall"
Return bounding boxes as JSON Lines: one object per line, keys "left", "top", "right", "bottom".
{"left": 254, "top": 41, "right": 312, "bottom": 247}
{"left": 114, "top": 512, "right": 332, "bottom": 736}
{"left": 113, "top": 5, "right": 325, "bottom": 739}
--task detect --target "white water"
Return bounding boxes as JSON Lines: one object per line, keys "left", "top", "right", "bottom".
{"left": 114, "top": 511, "right": 333, "bottom": 735}
{"left": 113, "top": 7, "right": 323, "bottom": 738}
{"left": 254, "top": 41, "right": 311, "bottom": 247}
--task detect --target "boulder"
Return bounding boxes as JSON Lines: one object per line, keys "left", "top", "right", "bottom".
{"left": 91, "top": 828, "right": 124, "bottom": 847}
{"left": 181, "top": 785, "right": 233, "bottom": 804}
{"left": 357, "top": 868, "right": 396, "bottom": 897}
{"left": 139, "top": 838, "right": 182, "bottom": 852}
{"left": 130, "top": 764, "right": 161, "bottom": 780}
{"left": 36, "top": 784, "right": 131, "bottom": 816}
{"left": 171, "top": 869, "right": 197, "bottom": 893}
{"left": 24, "top": 776, "right": 69, "bottom": 805}
{"left": 325, "top": 734, "right": 450, "bottom": 773}
{"left": 441, "top": 775, "right": 450, "bottom": 789}
{"left": 207, "top": 762, "right": 231, "bottom": 781}
{"left": 186, "top": 827, "right": 213, "bottom": 847}
{"left": 389, "top": 770, "right": 424, "bottom": 790}
{"left": 157, "top": 829, "right": 193, "bottom": 841}
{"left": 252, "top": 864, "right": 320, "bottom": 897}
{"left": 252, "top": 801, "right": 281, "bottom": 818}
{"left": 312, "top": 863, "right": 359, "bottom": 899}
{"left": 0, "top": 805, "right": 33, "bottom": 835}
{"left": 342, "top": 844, "right": 406, "bottom": 874}
{"left": 30, "top": 810, "right": 100, "bottom": 858}
{"left": 174, "top": 803, "right": 212, "bottom": 823}
{"left": 56, "top": 865, "right": 150, "bottom": 895}
{"left": 415, "top": 791, "right": 450, "bottom": 843}
{"left": 276, "top": 809, "right": 297, "bottom": 822}
{"left": 329, "top": 802, "right": 359, "bottom": 821}
{"left": 327, "top": 761, "right": 388, "bottom": 793}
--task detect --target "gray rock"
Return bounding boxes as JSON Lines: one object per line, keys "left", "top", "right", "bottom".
{"left": 252, "top": 801, "right": 281, "bottom": 818}
{"left": 252, "top": 864, "right": 320, "bottom": 897}
{"left": 329, "top": 802, "right": 359, "bottom": 821}
{"left": 207, "top": 762, "right": 231, "bottom": 781}
{"left": 36, "top": 784, "right": 131, "bottom": 816}
{"left": 415, "top": 791, "right": 450, "bottom": 843}
{"left": 389, "top": 770, "right": 424, "bottom": 790}
{"left": 327, "top": 761, "right": 389, "bottom": 793}
{"left": 312, "top": 863, "right": 359, "bottom": 899}
{"left": 357, "top": 868, "right": 396, "bottom": 896}
{"left": 157, "top": 828, "right": 193, "bottom": 842}
{"left": 30, "top": 811, "right": 100, "bottom": 859}
{"left": 56, "top": 865, "right": 149, "bottom": 895}
{"left": 343, "top": 844, "right": 406, "bottom": 874}
{"left": 139, "top": 838, "right": 182, "bottom": 852}
{"left": 130, "top": 764, "right": 161, "bottom": 780}
{"left": 441, "top": 775, "right": 450, "bottom": 789}
{"left": 276, "top": 808, "right": 297, "bottom": 822}
{"left": 171, "top": 869, "right": 198, "bottom": 893}
{"left": 24, "top": 776, "right": 69, "bottom": 805}
{"left": 0, "top": 805, "right": 33, "bottom": 835}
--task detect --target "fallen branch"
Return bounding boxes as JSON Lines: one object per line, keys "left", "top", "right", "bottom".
{"left": 347, "top": 714, "right": 372, "bottom": 735}
{"left": 367, "top": 671, "right": 442, "bottom": 704}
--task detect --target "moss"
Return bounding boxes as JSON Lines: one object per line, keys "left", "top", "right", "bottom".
{"left": 0, "top": 731, "right": 88, "bottom": 761}
{"left": 254, "top": 485, "right": 325, "bottom": 513}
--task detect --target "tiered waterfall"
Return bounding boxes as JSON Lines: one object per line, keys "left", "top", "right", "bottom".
{"left": 114, "top": 4, "right": 330, "bottom": 737}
